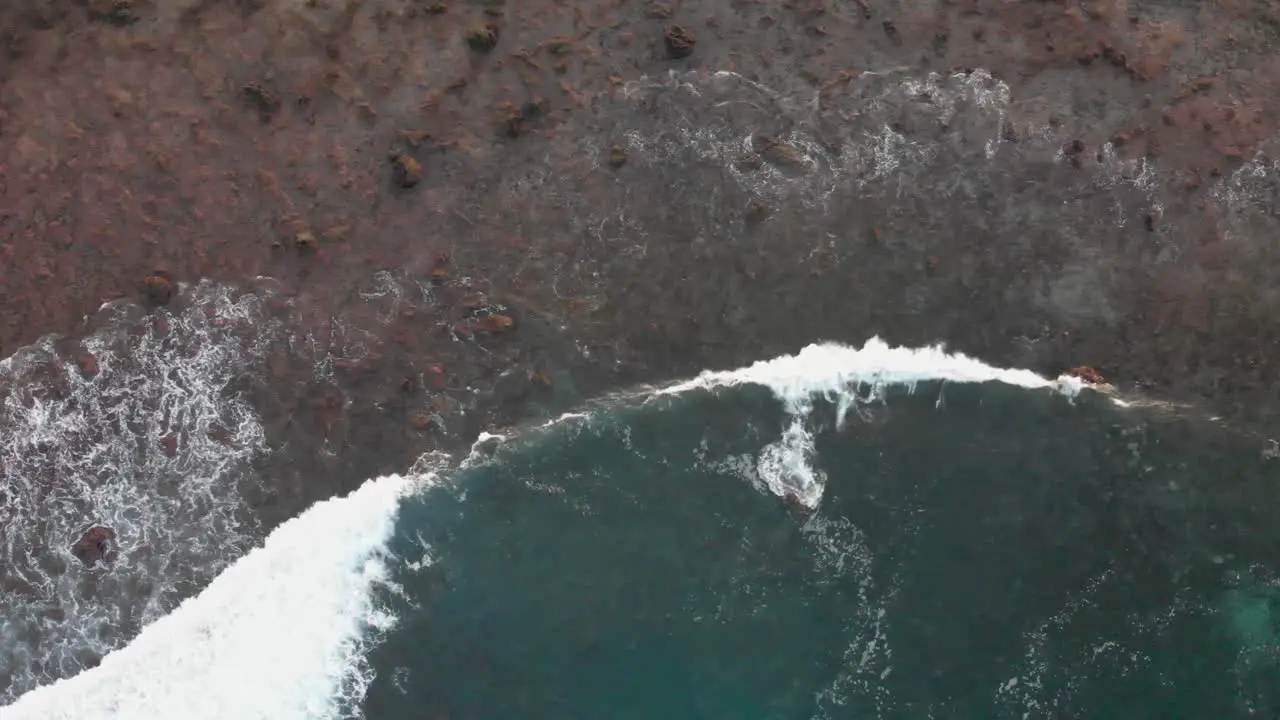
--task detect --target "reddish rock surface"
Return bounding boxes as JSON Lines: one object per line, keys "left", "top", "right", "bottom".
{"left": 70, "top": 526, "right": 116, "bottom": 567}
{"left": 0, "top": 0, "right": 1279, "bottom": 441}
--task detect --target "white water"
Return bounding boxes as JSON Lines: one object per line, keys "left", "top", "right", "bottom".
{"left": 3, "top": 472, "right": 421, "bottom": 720}
{"left": 0, "top": 281, "right": 279, "bottom": 701}
{"left": 661, "top": 337, "right": 1087, "bottom": 509}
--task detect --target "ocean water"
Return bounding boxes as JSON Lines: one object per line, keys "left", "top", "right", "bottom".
{"left": 7, "top": 339, "right": 1279, "bottom": 719}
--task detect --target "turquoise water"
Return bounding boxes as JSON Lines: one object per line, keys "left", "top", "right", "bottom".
{"left": 360, "top": 382, "right": 1280, "bottom": 718}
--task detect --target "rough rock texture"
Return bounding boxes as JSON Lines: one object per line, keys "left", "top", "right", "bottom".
{"left": 70, "top": 526, "right": 116, "bottom": 567}
{"left": 1, "top": 0, "right": 1279, "bottom": 514}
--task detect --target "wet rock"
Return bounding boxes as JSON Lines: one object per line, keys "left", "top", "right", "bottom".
{"left": 391, "top": 153, "right": 423, "bottom": 188}
{"left": 87, "top": 0, "right": 139, "bottom": 26}
{"left": 71, "top": 526, "right": 117, "bottom": 567}
{"left": 1068, "top": 366, "right": 1106, "bottom": 384}
{"left": 647, "top": 2, "right": 675, "bottom": 19}
{"left": 3, "top": 28, "right": 25, "bottom": 61}
{"left": 744, "top": 198, "right": 770, "bottom": 224}
{"left": 882, "top": 20, "right": 902, "bottom": 46}
{"left": 425, "top": 363, "right": 446, "bottom": 389}
{"left": 465, "top": 22, "right": 500, "bottom": 52}
{"left": 294, "top": 230, "right": 317, "bottom": 252}
{"left": 608, "top": 144, "right": 628, "bottom": 168}
{"left": 458, "top": 292, "right": 489, "bottom": 313}
{"left": 474, "top": 314, "right": 515, "bottom": 333}
{"left": 74, "top": 350, "right": 99, "bottom": 379}
{"left": 733, "top": 152, "right": 764, "bottom": 172}
{"left": 496, "top": 98, "right": 548, "bottom": 138}
{"left": 140, "top": 272, "right": 175, "bottom": 306}
{"left": 241, "top": 83, "right": 280, "bottom": 123}
{"left": 751, "top": 133, "right": 811, "bottom": 172}
{"left": 663, "top": 24, "right": 696, "bottom": 59}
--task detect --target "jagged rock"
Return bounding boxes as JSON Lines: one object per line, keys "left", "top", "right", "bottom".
{"left": 474, "top": 314, "right": 515, "bottom": 333}
{"left": 608, "top": 144, "right": 628, "bottom": 168}
{"left": 140, "top": 273, "right": 175, "bottom": 306}
{"left": 74, "top": 350, "right": 99, "bottom": 379}
{"left": 465, "top": 22, "right": 499, "bottom": 52}
{"left": 664, "top": 25, "right": 696, "bottom": 59}
{"left": 1068, "top": 366, "right": 1106, "bottom": 384}
{"left": 71, "top": 526, "right": 117, "bottom": 567}
{"left": 391, "top": 154, "right": 422, "bottom": 188}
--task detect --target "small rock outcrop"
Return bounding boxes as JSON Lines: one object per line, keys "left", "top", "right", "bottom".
{"left": 71, "top": 526, "right": 117, "bottom": 567}
{"left": 664, "top": 24, "right": 696, "bottom": 58}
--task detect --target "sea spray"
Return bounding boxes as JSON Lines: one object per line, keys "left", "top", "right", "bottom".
{"left": 3, "top": 472, "right": 424, "bottom": 720}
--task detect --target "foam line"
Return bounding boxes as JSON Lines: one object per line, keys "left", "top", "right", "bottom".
{"left": 662, "top": 337, "right": 1082, "bottom": 398}
{"left": 3, "top": 474, "right": 418, "bottom": 720}
{"left": 661, "top": 338, "right": 1084, "bottom": 508}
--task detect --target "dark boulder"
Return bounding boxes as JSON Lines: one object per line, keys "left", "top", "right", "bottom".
{"left": 71, "top": 526, "right": 118, "bottom": 567}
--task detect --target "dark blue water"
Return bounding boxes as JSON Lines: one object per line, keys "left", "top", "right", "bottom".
{"left": 360, "top": 381, "right": 1280, "bottom": 719}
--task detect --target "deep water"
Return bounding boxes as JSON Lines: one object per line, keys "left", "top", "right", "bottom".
{"left": 361, "top": 381, "right": 1280, "bottom": 719}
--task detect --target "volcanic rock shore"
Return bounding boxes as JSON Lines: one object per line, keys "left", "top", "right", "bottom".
{"left": 2, "top": 0, "right": 1279, "bottom": 516}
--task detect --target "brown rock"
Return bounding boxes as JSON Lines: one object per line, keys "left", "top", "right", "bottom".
{"left": 458, "top": 293, "right": 489, "bottom": 312}
{"left": 647, "top": 2, "right": 675, "bottom": 19}
{"left": 160, "top": 433, "right": 179, "bottom": 458}
{"left": 495, "top": 98, "right": 548, "bottom": 138}
{"left": 140, "top": 273, "right": 175, "bottom": 306}
{"left": 608, "top": 144, "right": 628, "bottom": 168}
{"left": 751, "top": 133, "right": 810, "bottom": 171}
{"left": 87, "top": 0, "right": 138, "bottom": 26}
{"left": 465, "top": 22, "right": 500, "bottom": 52}
{"left": 241, "top": 83, "right": 280, "bottom": 123}
{"left": 294, "top": 230, "right": 317, "bottom": 251}
{"left": 75, "top": 350, "right": 99, "bottom": 379}
{"left": 733, "top": 152, "right": 764, "bottom": 172}
{"left": 425, "top": 363, "right": 446, "bottom": 389}
{"left": 881, "top": 20, "right": 902, "bottom": 46}
{"left": 410, "top": 413, "right": 434, "bottom": 429}
{"left": 391, "top": 153, "right": 423, "bottom": 188}
{"left": 1067, "top": 366, "right": 1106, "bottom": 384}
{"left": 474, "top": 314, "right": 515, "bottom": 333}
{"left": 71, "top": 526, "right": 117, "bottom": 567}
{"left": 664, "top": 25, "right": 696, "bottom": 59}
{"left": 745, "top": 198, "right": 770, "bottom": 224}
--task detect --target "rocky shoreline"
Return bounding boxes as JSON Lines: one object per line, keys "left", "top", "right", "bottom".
{"left": 2, "top": 0, "right": 1279, "bottom": 515}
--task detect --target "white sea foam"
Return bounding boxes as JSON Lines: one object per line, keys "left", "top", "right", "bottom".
{"left": 660, "top": 337, "right": 1086, "bottom": 509}
{"left": 2, "top": 472, "right": 422, "bottom": 720}
{"left": 0, "top": 281, "right": 278, "bottom": 701}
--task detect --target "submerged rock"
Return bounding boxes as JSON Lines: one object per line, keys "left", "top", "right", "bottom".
{"left": 70, "top": 526, "right": 117, "bottom": 567}
{"left": 140, "top": 273, "right": 175, "bottom": 306}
